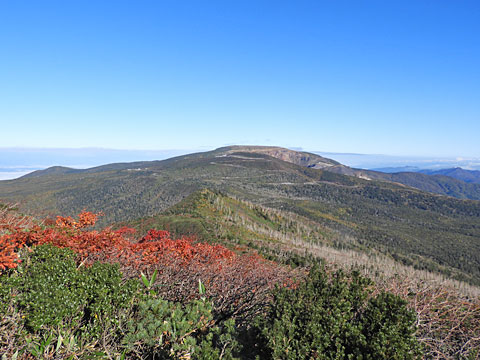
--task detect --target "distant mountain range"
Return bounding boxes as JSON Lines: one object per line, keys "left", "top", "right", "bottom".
{"left": 324, "top": 165, "right": 480, "bottom": 201}
{"left": 316, "top": 151, "right": 480, "bottom": 172}
{"left": 418, "top": 168, "right": 480, "bottom": 184}
{"left": 371, "top": 166, "right": 480, "bottom": 185}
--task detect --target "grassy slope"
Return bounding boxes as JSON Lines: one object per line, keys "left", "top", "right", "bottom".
{"left": 122, "top": 189, "right": 336, "bottom": 250}
{"left": 122, "top": 189, "right": 480, "bottom": 293}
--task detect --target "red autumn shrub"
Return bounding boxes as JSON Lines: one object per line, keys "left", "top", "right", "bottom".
{"left": 110, "top": 229, "right": 293, "bottom": 321}
{"left": 130, "top": 229, "right": 234, "bottom": 265}
{"left": 0, "top": 211, "right": 126, "bottom": 270}
{"left": 0, "top": 210, "right": 293, "bottom": 322}
{"left": 0, "top": 236, "right": 21, "bottom": 271}
{"left": 0, "top": 204, "right": 37, "bottom": 270}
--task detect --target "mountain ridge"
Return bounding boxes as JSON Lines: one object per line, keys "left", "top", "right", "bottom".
{"left": 16, "top": 146, "right": 480, "bottom": 201}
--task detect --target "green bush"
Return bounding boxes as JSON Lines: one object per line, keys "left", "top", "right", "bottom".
{"left": 19, "top": 245, "right": 85, "bottom": 330}
{"left": 0, "top": 244, "right": 140, "bottom": 360}
{"left": 359, "top": 292, "right": 421, "bottom": 358}
{"left": 0, "top": 268, "right": 20, "bottom": 314}
{"left": 255, "top": 264, "right": 422, "bottom": 360}
{"left": 1, "top": 244, "right": 243, "bottom": 359}
{"left": 125, "top": 297, "right": 240, "bottom": 359}
{"left": 15, "top": 245, "right": 138, "bottom": 334}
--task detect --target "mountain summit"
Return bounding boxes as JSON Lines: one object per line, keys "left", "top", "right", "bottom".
{"left": 216, "top": 145, "right": 340, "bottom": 168}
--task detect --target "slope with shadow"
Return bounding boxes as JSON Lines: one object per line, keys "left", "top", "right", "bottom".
{"left": 1, "top": 146, "right": 480, "bottom": 284}
{"left": 419, "top": 168, "right": 480, "bottom": 184}
{"left": 323, "top": 165, "right": 480, "bottom": 200}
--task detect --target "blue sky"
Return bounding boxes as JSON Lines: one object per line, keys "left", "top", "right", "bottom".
{"left": 1, "top": 0, "right": 479, "bottom": 157}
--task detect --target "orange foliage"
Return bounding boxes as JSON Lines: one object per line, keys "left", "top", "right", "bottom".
{"left": 0, "top": 205, "right": 36, "bottom": 270}
{"left": 0, "top": 236, "right": 23, "bottom": 271}
{"left": 131, "top": 229, "right": 234, "bottom": 266}
{"left": 1, "top": 211, "right": 238, "bottom": 272}
{"left": 55, "top": 211, "right": 100, "bottom": 229}
{"left": 0, "top": 211, "right": 119, "bottom": 270}
{"left": 1, "top": 210, "right": 292, "bottom": 321}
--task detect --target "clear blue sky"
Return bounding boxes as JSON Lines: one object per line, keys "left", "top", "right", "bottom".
{"left": 1, "top": 0, "right": 479, "bottom": 156}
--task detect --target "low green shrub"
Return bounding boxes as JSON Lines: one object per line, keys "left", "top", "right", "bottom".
{"left": 1, "top": 244, "right": 242, "bottom": 359}
{"left": 19, "top": 245, "right": 85, "bottom": 331}
{"left": 0, "top": 245, "right": 139, "bottom": 358}
{"left": 16, "top": 245, "right": 138, "bottom": 335}
{"left": 255, "top": 264, "right": 423, "bottom": 360}
{"left": 125, "top": 297, "right": 241, "bottom": 359}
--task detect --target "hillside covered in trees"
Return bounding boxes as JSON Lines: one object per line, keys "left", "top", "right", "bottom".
{"left": 1, "top": 146, "right": 480, "bottom": 286}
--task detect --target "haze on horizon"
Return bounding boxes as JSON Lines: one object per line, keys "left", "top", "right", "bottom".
{"left": 1, "top": 1, "right": 479, "bottom": 158}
